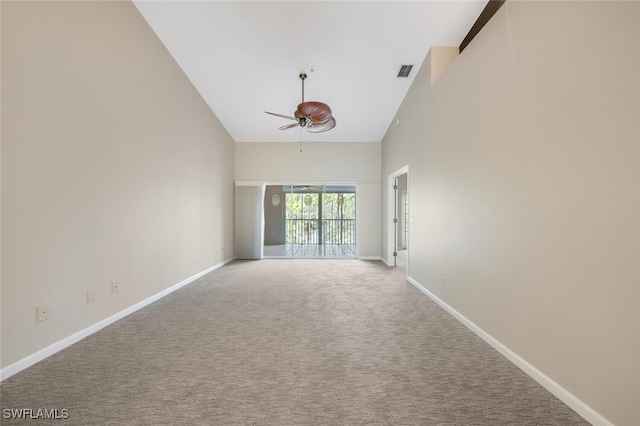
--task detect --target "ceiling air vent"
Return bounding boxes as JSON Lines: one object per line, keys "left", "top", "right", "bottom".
{"left": 397, "top": 65, "right": 413, "bottom": 78}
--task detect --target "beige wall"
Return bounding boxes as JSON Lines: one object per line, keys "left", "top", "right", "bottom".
{"left": 236, "top": 142, "right": 381, "bottom": 258}
{"left": 382, "top": 2, "right": 639, "bottom": 425}
{"left": 1, "top": 1, "right": 234, "bottom": 368}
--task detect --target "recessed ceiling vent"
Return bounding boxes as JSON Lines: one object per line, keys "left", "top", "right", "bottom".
{"left": 397, "top": 65, "right": 413, "bottom": 78}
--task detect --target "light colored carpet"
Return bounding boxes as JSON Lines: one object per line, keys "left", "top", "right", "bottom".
{"left": 1, "top": 260, "right": 588, "bottom": 425}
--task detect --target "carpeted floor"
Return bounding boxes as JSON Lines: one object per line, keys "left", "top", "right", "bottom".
{"left": 0, "top": 260, "right": 589, "bottom": 425}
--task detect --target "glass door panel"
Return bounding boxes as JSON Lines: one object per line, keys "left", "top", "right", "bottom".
{"left": 263, "top": 184, "right": 356, "bottom": 258}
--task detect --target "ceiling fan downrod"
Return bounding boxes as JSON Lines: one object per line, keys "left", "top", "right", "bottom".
{"left": 298, "top": 73, "right": 308, "bottom": 126}
{"left": 299, "top": 73, "right": 307, "bottom": 103}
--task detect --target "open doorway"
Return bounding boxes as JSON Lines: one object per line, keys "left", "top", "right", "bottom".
{"left": 387, "top": 166, "right": 409, "bottom": 268}
{"left": 263, "top": 184, "right": 357, "bottom": 258}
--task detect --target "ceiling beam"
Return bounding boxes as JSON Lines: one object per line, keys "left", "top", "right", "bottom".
{"left": 459, "top": 0, "right": 506, "bottom": 53}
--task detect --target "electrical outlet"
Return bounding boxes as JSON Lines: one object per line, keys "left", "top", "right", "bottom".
{"left": 86, "top": 289, "right": 95, "bottom": 303}
{"left": 36, "top": 305, "right": 49, "bottom": 322}
{"left": 111, "top": 281, "right": 119, "bottom": 293}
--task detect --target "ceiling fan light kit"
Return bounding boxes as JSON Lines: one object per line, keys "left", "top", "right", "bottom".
{"left": 265, "top": 73, "right": 336, "bottom": 133}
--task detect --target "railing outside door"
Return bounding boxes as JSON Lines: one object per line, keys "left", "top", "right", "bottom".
{"left": 285, "top": 190, "right": 355, "bottom": 248}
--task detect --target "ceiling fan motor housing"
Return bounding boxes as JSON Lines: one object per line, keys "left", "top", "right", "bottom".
{"left": 296, "top": 101, "right": 332, "bottom": 125}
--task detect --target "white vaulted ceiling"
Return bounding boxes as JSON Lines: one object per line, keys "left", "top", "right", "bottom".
{"left": 133, "top": 1, "right": 487, "bottom": 143}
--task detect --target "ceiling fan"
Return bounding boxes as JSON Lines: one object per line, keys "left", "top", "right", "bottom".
{"left": 265, "top": 73, "right": 336, "bottom": 133}
{"left": 294, "top": 184, "right": 324, "bottom": 191}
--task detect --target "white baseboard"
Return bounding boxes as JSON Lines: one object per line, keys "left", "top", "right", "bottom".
{"left": 358, "top": 256, "right": 381, "bottom": 261}
{"left": 1, "top": 258, "right": 233, "bottom": 382}
{"left": 406, "top": 276, "right": 614, "bottom": 426}
{"left": 380, "top": 257, "right": 393, "bottom": 266}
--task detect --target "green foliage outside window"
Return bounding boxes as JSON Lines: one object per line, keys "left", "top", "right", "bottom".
{"left": 285, "top": 192, "right": 355, "bottom": 244}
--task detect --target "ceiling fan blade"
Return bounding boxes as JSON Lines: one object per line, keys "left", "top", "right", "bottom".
{"left": 265, "top": 111, "right": 297, "bottom": 120}
{"left": 279, "top": 123, "right": 300, "bottom": 130}
{"left": 297, "top": 101, "right": 332, "bottom": 125}
{"left": 307, "top": 116, "right": 336, "bottom": 133}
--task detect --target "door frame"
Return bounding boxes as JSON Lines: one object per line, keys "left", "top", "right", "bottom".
{"left": 386, "top": 166, "right": 409, "bottom": 268}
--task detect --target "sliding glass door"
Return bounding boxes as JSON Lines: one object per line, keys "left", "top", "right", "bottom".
{"left": 263, "top": 184, "right": 356, "bottom": 258}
